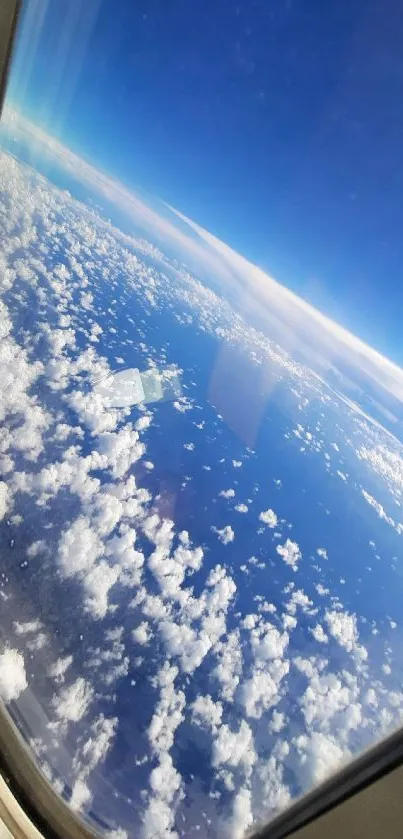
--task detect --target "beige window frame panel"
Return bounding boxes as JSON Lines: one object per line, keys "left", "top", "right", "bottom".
{"left": 0, "top": 0, "right": 20, "bottom": 117}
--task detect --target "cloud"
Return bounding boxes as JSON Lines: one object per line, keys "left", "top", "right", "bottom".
{"left": 143, "top": 664, "right": 185, "bottom": 838}
{"left": 87, "top": 627, "right": 129, "bottom": 688}
{"left": 253, "top": 751, "right": 290, "bottom": 825}
{"left": 237, "top": 620, "right": 290, "bottom": 719}
{"left": 135, "top": 414, "right": 152, "bottom": 432}
{"left": 48, "top": 655, "right": 73, "bottom": 685}
{"left": 310, "top": 624, "right": 328, "bottom": 643}
{"left": 81, "top": 713, "right": 118, "bottom": 770}
{"left": 149, "top": 754, "right": 181, "bottom": 802}
{"left": 361, "top": 489, "right": 402, "bottom": 534}
{"left": 0, "top": 481, "right": 10, "bottom": 520}
{"left": 283, "top": 615, "right": 297, "bottom": 631}
{"left": 132, "top": 622, "right": 151, "bottom": 645}
{"left": 0, "top": 648, "right": 27, "bottom": 701}
{"left": 300, "top": 670, "right": 352, "bottom": 729}
{"left": 213, "top": 525, "right": 235, "bottom": 545}
{"left": 325, "top": 609, "right": 364, "bottom": 656}
{"left": 212, "top": 720, "right": 256, "bottom": 772}
{"left": 70, "top": 779, "right": 91, "bottom": 812}
{"left": 107, "top": 528, "right": 145, "bottom": 590}
{"left": 2, "top": 111, "right": 403, "bottom": 839}
{"left": 242, "top": 615, "right": 258, "bottom": 630}
{"left": 26, "top": 632, "right": 48, "bottom": 652}
{"left": 293, "top": 731, "right": 348, "bottom": 789}
{"left": 83, "top": 560, "right": 120, "bottom": 619}
{"left": 13, "top": 619, "right": 43, "bottom": 636}
{"left": 358, "top": 444, "right": 403, "bottom": 496}
{"left": 53, "top": 677, "right": 94, "bottom": 724}
{"left": 250, "top": 623, "right": 289, "bottom": 663}
{"left": 192, "top": 695, "right": 223, "bottom": 730}
{"left": 270, "top": 710, "right": 286, "bottom": 733}
{"left": 5, "top": 105, "right": 403, "bottom": 435}
{"left": 91, "top": 492, "right": 124, "bottom": 537}
{"left": 259, "top": 508, "right": 278, "bottom": 527}
{"left": 66, "top": 390, "right": 119, "bottom": 436}
{"left": 58, "top": 516, "right": 104, "bottom": 578}
{"left": 70, "top": 714, "right": 118, "bottom": 813}
{"left": 276, "top": 539, "right": 301, "bottom": 571}
{"left": 173, "top": 397, "right": 193, "bottom": 413}
{"left": 98, "top": 425, "right": 145, "bottom": 479}
{"left": 141, "top": 799, "right": 175, "bottom": 839}
{"left": 221, "top": 786, "right": 253, "bottom": 839}
{"left": 0, "top": 297, "right": 49, "bottom": 462}
{"left": 159, "top": 620, "right": 211, "bottom": 674}
{"left": 213, "top": 630, "right": 243, "bottom": 701}
{"left": 286, "top": 590, "right": 313, "bottom": 615}
{"left": 240, "top": 663, "right": 289, "bottom": 719}
{"left": 143, "top": 521, "right": 236, "bottom": 674}
{"left": 167, "top": 205, "right": 403, "bottom": 410}
{"left": 148, "top": 663, "right": 185, "bottom": 755}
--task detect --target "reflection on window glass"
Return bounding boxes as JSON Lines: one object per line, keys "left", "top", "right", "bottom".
{"left": 1, "top": 0, "right": 403, "bottom": 836}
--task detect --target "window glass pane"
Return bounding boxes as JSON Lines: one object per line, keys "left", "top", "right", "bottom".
{"left": 1, "top": 1, "right": 403, "bottom": 837}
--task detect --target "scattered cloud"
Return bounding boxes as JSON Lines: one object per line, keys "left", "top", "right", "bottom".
{"left": 325, "top": 610, "right": 366, "bottom": 659}
{"left": 48, "top": 655, "right": 73, "bottom": 685}
{"left": 213, "top": 525, "right": 235, "bottom": 545}
{"left": 259, "top": 508, "right": 278, "bottom": 528}
{"left": 0, "top": 648, "right": 27, "bottom": 701}
{"left": 53, "top": 677, "right": 94, "bottom": 724}
{"left": 132, "top": 622, "right": 151, "bottom": 645}
{"left": 276, "top": 539, "right": 301, "bottom": 571}
{"left": 1, "top": 117, "right": 403, "bottom": 839}
{"left": 0, "top": 481, "right": 10, "bottom": 520}
{"left": 310, "top": 624, "right": 328, "bottom": 643}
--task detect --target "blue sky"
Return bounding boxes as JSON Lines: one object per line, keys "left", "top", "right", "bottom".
{"left": 8, "top": 0, "right": 403, "bottom": 362}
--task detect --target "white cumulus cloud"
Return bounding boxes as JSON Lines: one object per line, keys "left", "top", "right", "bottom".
{"left": 53, "top": 677, "right": 94, "bottom": 724}
{"left": 0, "top": 648, "right": 27, "bottom": 701}
{"left": 213, "top": 525, "right": 235, "bottom": 545}
{"left": 276, "top": 539, "right": 301, "bottom": 571}
{"left": 259, "top": 508, "right": 278, "bottom": 528}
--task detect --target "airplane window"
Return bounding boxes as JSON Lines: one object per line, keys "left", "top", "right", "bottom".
{"left": 1, "top": 1, "right": 403, "bottom": 837}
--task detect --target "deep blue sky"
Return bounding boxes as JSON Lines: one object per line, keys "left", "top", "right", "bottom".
{"left": 8, "top": 0, "right": 403, "bottom": 362}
